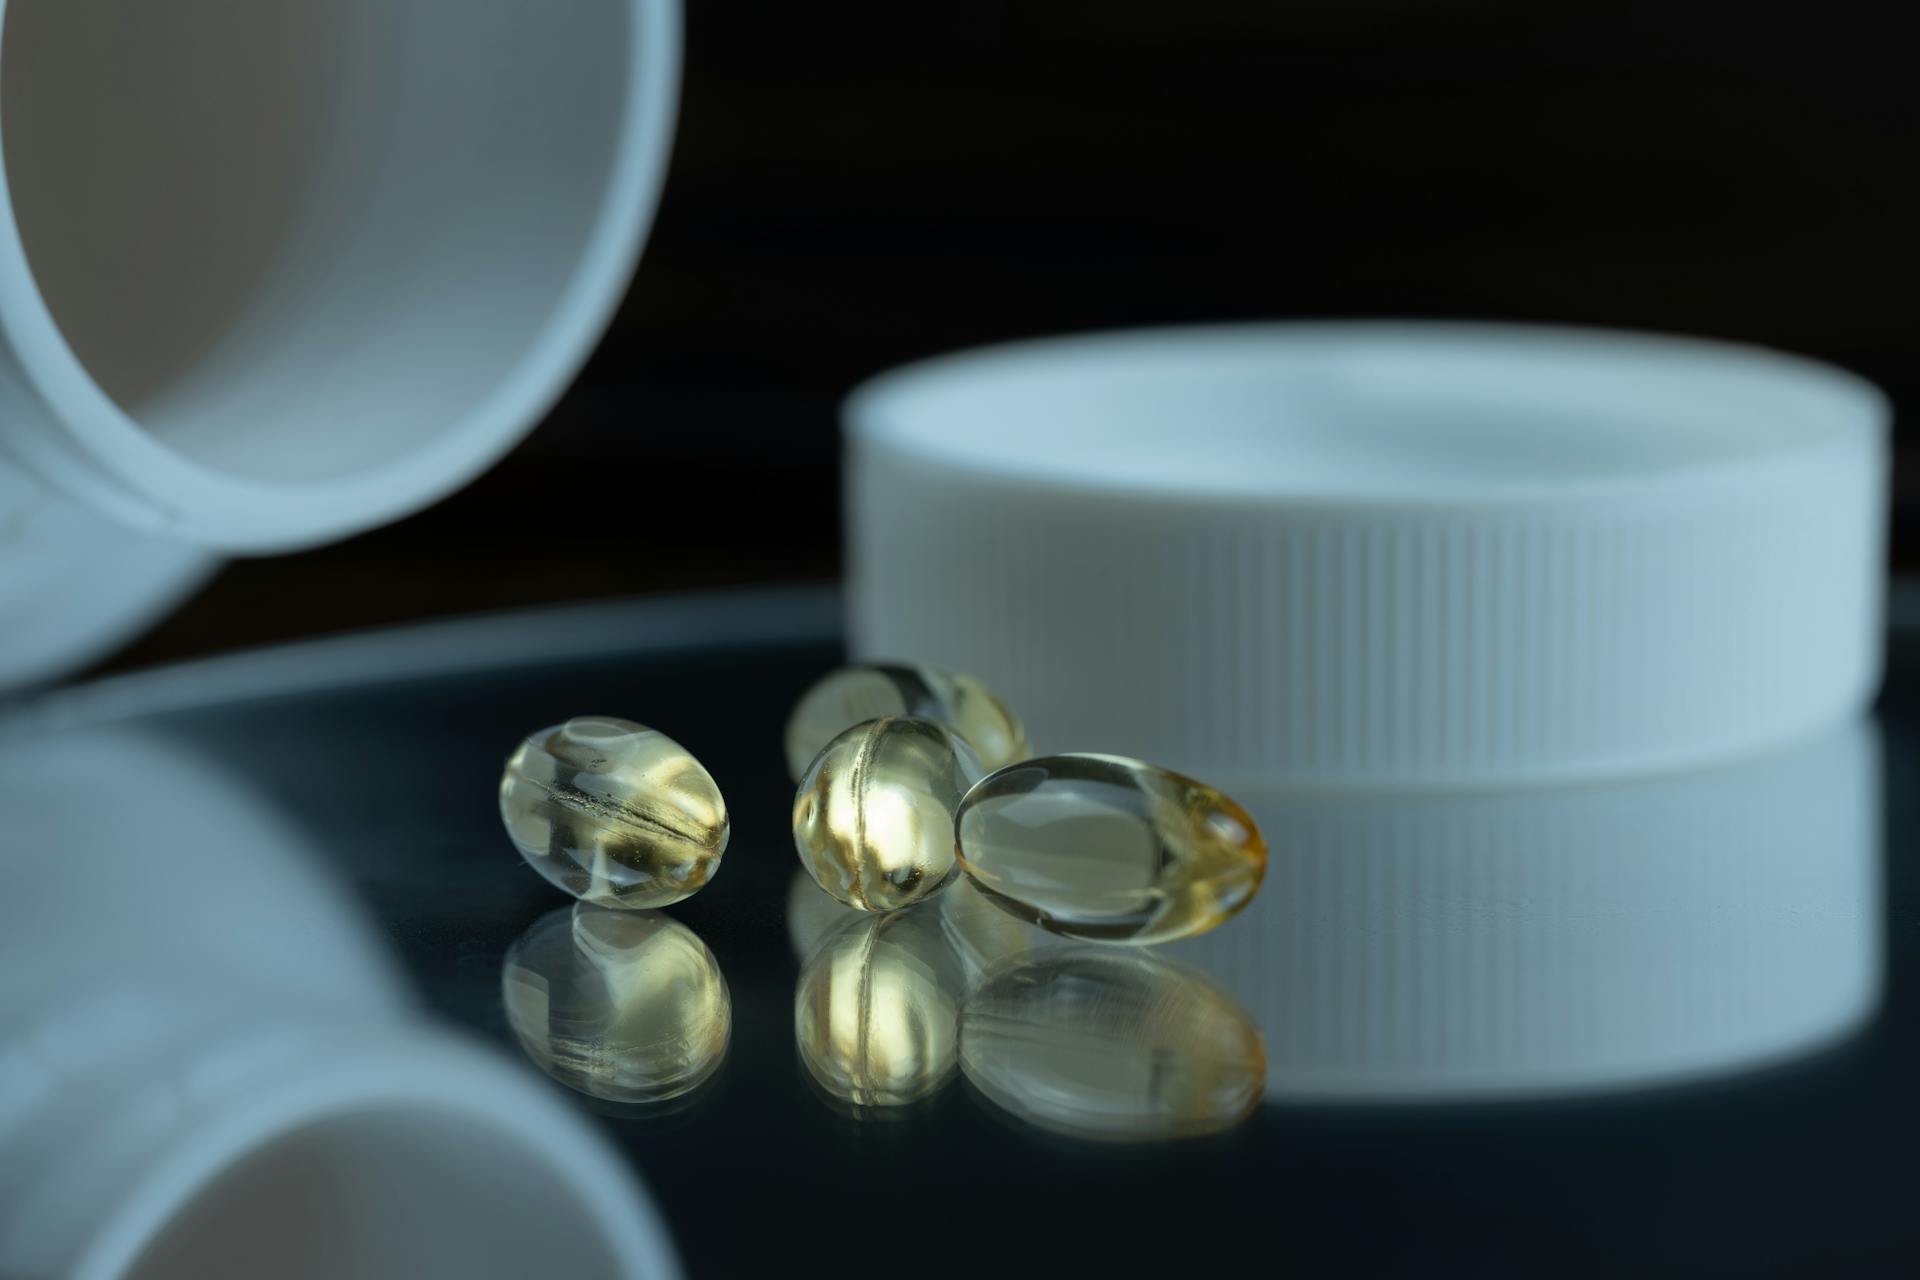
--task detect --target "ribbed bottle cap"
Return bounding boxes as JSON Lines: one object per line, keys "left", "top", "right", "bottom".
{"left": 847, "top": 323, "right": 1888, "bottom": 787}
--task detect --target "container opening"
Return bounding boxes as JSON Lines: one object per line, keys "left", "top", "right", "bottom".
{"left": 127, "top": 1106, "right": 631, "bottom": 1280}
{"left": 2, "top": 0, "right": 630, "bottom": 484}
{"left": 854, "top": 326, "right": 1883, "bottom": 499}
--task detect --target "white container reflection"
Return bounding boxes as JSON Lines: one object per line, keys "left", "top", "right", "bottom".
{"left": 0, "top": 727, "right": 681, "bottom": 1279}
{"left": 1169, "top": 719, "right": 1882, "bottom": 1101}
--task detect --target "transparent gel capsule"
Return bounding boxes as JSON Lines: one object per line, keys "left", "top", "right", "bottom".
{"left": 792, "top": 716, "right": 985, "bottom": 912}
{"left": 794, "top": 908, "right": 962, "bottom": 1113}
{"left": 959, "top": 950, "right": 1265, "bottom": 1143}
{"left": 784, "top": 662, "right": 1029, "bottom": 781}
{"left": 502, "top": 905, "right": 731, "bottom": 1104}
{"left": 955, "top": 753, "right": 1266, "bottom": 945}
{"left": 500, "top": 716, "right": 728, "bottom": 909}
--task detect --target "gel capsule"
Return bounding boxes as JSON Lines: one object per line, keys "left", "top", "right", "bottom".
{"left": 955, "top": 753, "right": 1266, "bottom": 945}
{"left": 792, "top": 716, "right": 985, "bottom": 912}
{"left": 501, "top": 716, "right": 728, "bottom": 909}
{"left": 959, "top": 950, "right": 1265, "bottom": 1142}
{"left": 794, "top": 908, "right": 962, "bottom": 1112}
{"left": 502, "top": 905, "right": 731, "bottom": 1104}
{"left": 785, "top": 662, "right": 1029, "bottom": 781}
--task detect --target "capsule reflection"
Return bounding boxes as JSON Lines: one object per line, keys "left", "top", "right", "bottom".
{"left": 503, "top": 905, "right": 731, "bottom": 1105}
{"left": 960, "top": 950, "right": 1265, "bottom": 1143}
{"left": 794, "top": 908, "right": 962, "bottom": 1114}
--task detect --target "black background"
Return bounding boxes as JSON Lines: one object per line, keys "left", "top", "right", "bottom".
{"left": 105, "top": 0, "right": 1920, "bottom": 671}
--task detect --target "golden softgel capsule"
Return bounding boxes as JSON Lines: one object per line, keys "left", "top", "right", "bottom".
{"left": 501, "top": 717, "right": 728, "bottom": 909}
{"left": 785, "top": 662, "right": 1029, "bottom": 781}
{"left": 793, "top": 716, "right": 984, "bottom": 911}
{"left": 955, "top": 753, "right": 1265, "bottom": 944}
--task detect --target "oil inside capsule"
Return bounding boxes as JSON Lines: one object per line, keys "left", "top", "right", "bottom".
{"left": 793, "top": 716, "right": 984, "bottom": 912}
{"left": 500, "top": 716, "right": 729, "bottom": 909}
{"left": 955, "top": 753, "right": 1265, "bottom": 945}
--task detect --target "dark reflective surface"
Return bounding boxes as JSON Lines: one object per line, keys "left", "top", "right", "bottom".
{"left": 8, "top": 590, "right": 1917, "bottom": 1276}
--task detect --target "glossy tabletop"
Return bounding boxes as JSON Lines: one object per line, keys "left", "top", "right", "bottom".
{"left": 6, "top": 588, "right": 1916, "bottom": 1277}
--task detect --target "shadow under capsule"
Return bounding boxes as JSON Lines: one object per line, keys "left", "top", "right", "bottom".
{"left": 1166, "top": 717, "right": 1885, "bottom": 1104}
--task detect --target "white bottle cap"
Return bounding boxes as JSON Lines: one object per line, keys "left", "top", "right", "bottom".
{"left": 847, "top": 323, "right": 1889, "bottom": 787}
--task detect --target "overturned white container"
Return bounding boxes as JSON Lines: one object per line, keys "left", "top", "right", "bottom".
{"left": 848, "top": 323, "right": 1890, "bottom": 787}
{"left": 0, "top": 0, "right": 680, "bottom": 685}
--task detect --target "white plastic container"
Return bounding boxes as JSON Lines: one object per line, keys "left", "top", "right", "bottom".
{"left": 0, "top": 0, "right": 680, "bottom": 685}
{"left": 847, "top": 323, "right": 1890, "bottom": 787}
